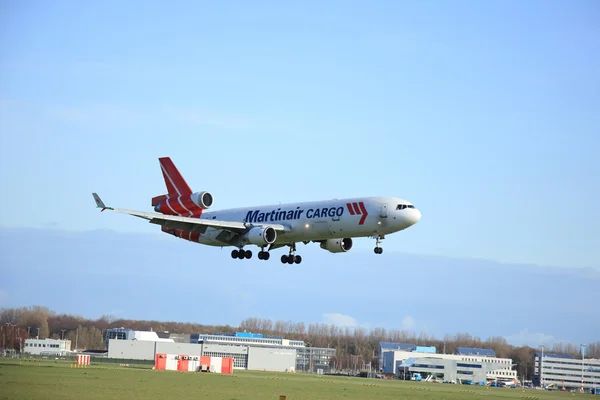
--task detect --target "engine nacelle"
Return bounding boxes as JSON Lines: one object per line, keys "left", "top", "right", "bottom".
{"left": 190, "top": 191, "right": 213, "bottom": 209}
{"left": 244, "top": 226, "right": 277, "bottom": 245}
{"left": 320, "top": 238, "right": 353, "bottom": 253}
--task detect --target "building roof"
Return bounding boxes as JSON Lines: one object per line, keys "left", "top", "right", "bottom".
{"left": 380, "top": 342, "right": 416, "bottom": 351}
{"left": 130, "top": 331, "right": 174, "bottom": 342}
{"left": 535, "top": 352, "right": 575, "bottom": 359}
{"left": 415, "top": 346, "right": 436, "bottom": 353}
{"left": 211, "top": 331, "right": 284, "bottom": 339}
{"left": 398, "top": 357, "right": 417, "bottom": 367}
{"left": 456, "top": 347, "right": 496, "bottom": 357}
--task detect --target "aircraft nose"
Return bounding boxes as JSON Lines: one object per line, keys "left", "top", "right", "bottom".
{"left": 405, "top": 208, "right": 421, "bottom": 227}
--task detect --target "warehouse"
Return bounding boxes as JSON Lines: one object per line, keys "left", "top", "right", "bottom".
{"left": 108, "top": 339, "right": 296, "bottom": 371}
{"left": 106, "top": 329, "right": 333, "bottom": 372}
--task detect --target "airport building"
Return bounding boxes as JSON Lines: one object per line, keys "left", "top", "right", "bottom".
{"left": 23, "top": 338, "right": 72, "bottom": 356}
{"left": 378, "top": 342, "right": 419, "bottom": 370}
{"left": 381, "top": 345, "right": 517, "bottom": 384}
{"left": 533, "top": 352, "right": 600, "bottom": 392}
{"left": 105, "top": 328, "right": 335, "bottom": 372}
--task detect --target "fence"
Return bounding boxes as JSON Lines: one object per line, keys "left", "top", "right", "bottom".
{"left": 6, "top": 353, "right": 154, "bottom": 368}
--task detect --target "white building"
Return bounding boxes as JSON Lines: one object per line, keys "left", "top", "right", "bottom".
{"left": 534, "top": 352, "right": 600, "bottom": 391}
{"left": 105, "top": 329, "right": 335, "bottom": 372}
{"left": 23, "top": 338, "right": 71, "bottom": 356}
{"left": 383, "top": 347, "right": 517, "bottom": 384}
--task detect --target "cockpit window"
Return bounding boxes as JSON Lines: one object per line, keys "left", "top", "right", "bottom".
{"left": 396, "top": 204, "right": 415, "bottom": 210}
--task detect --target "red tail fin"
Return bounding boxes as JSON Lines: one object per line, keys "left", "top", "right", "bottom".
{"left": 158, "top": 157, "right": 192, "bottom": 197}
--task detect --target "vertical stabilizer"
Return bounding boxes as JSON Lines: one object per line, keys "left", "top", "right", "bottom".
{"left": 158, "top": 157, "right": 192, "bottom": 197}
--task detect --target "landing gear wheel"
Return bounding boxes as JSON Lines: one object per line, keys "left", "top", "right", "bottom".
{"left": 258, "top": 251, "right": 270, "bottom": 260}
{"left": 231, "top": 250, "right": 239, "bottom": 259}
{"left": 244, "top": 250, "right": 252, "bottom": 259}
{"left": 238, "top": 250, "right": 245, "bottom": 259}
{"left": 281, "top": 243, "right": 300, "bottom": 265}
{"left": 263, "top": 252, "right": 270, "bottom": 260}
{"left": 374, "top": 247, "right": 383, "bottom": 254}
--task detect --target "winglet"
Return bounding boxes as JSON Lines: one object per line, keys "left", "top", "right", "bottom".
{"left": 92, "top": 193, "right": 109, "bottom": 211}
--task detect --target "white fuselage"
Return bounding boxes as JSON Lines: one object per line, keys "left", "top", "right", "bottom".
{"left": 193, "top": 196, "right": 421, "bottom": 247}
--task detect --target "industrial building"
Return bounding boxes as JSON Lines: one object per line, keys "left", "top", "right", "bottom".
{"left": 105, "top": 328, "right": 335, "bottom": 373}
{"left": 23, "top": 338, "right": 72, "bottom": 356}
{"left": 104, "top": 327, "right": 174, "bottom": 347}
{"left": 534, "top": 352, "right": 600, "bottom": 392}
{"left": 381, "top": 344, "right": 517, "bottom": 384}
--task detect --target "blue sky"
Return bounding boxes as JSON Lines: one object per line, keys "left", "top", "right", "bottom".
{"left": 1, "top": 227, "right": 599, "bottom": 347}
{"left": 1, "top": 0, "right": 599, "bottom": 269}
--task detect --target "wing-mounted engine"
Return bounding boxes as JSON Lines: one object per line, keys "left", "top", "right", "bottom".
{"left": 320, "top": 238, "right": 353, "bottom": 253}
{"left": 244, "top": 226, "right": 277, "bottom": 245}
{"left": 152, "top": 191, "right": 213, "bottom": 216}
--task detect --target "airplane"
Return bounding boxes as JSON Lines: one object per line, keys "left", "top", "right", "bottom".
{"left": 92, "top": 157, "right": 421, "bottom": 264}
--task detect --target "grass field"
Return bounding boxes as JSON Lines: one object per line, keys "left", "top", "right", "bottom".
{"left": 0, "top": 359, "right": 587, "bottom": 400}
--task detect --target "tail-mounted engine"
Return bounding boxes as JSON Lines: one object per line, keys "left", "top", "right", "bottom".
{"left": 190, "top": 191, "right": 213, "bottom": 209}
{"left": 152, "top": 191, "right": 214, "bottom": 216}
{"left": 320, "top": 238, "right": 353, "bottom": 253}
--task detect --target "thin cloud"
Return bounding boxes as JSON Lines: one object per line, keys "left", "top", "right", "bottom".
{"left": 505, "top": 329, "right": 559, "bottom": 347}
{"left": 322, "top": 313, "right": 358, "bottom": 328}
{"left": 401, "top": 316, "right": 416, "bottom": 330}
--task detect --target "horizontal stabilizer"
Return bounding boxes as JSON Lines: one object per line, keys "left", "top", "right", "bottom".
{"left": 151, "top": 194, "right": 167, "bottom": 207}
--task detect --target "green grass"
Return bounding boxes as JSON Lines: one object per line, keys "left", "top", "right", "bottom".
{"left": 0, "top": 359, "right": 586, "bottom": 400}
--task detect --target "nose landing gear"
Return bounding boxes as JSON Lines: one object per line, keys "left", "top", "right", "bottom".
{"left": 374, "top": 235, "right": 384, "bottom": 254}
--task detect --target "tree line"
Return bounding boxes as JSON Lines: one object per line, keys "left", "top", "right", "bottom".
{"left": 1, "top": 306, "right": 598, "bottom": 380}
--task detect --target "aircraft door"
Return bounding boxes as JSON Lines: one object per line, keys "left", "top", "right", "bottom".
{"left": 380, "top": 203, "right": 388, "bottom": 218}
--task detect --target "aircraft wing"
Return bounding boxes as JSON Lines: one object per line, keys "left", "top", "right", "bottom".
{"left": 92, "top": 193, "right": 288, "bottom": 234}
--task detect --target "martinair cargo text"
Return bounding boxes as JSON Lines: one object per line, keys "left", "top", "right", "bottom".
{"left": 93, "top": 157, "right": 421, "bottom": 264}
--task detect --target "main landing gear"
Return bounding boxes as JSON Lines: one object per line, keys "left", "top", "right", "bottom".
{"left": 281, "top": 243, "right": 302, "bottom": 264}
{"left": 231, "top": 245, "right": 299, "bottom": 263}
{"left": 231, "top": 248, "right": 271, "bottom": 260}
{"left": 231, "top": 249, "right": 252, "bottom": 259}
{"left": 374, "top": 235, "right": 384, "bottom": 254}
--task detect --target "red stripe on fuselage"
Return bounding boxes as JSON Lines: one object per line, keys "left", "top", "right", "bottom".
{"left": 346, "top": 203, "right": 355, "bottom": 215}
{"left": 358, "top": 202, "right": 369, "bottom": 225}
{"left": 352, "top": 202, "right": 361, "bottom": 215}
